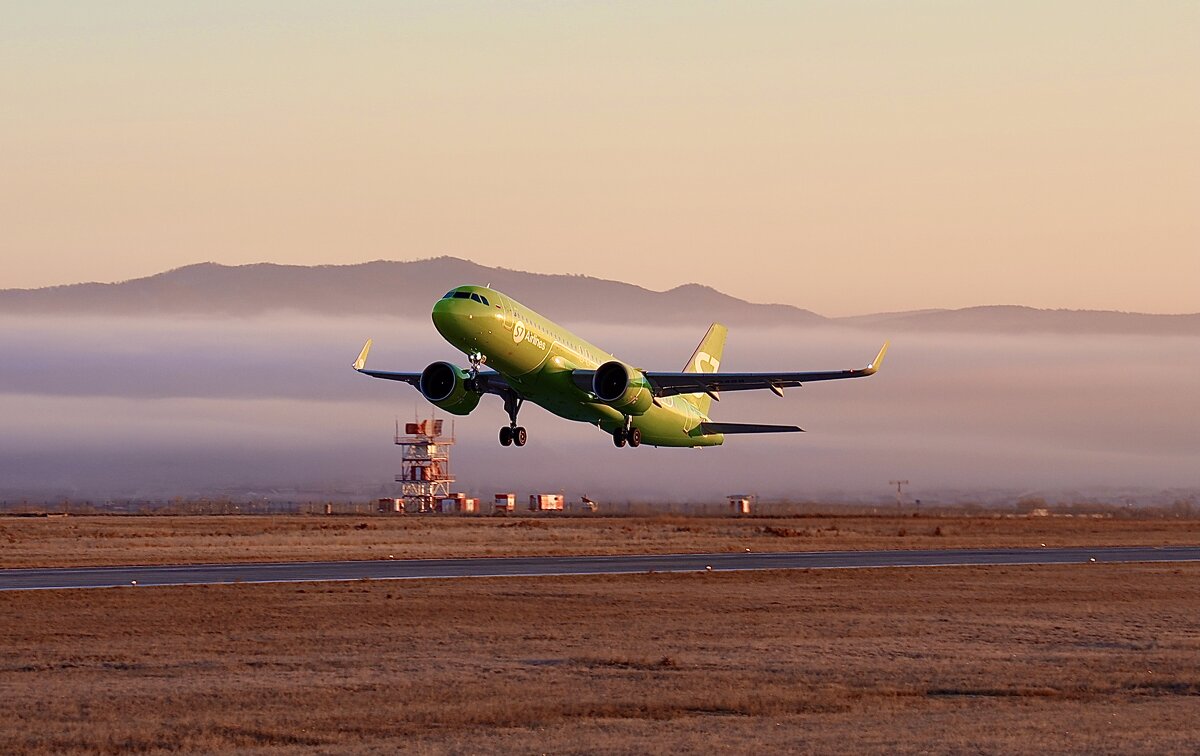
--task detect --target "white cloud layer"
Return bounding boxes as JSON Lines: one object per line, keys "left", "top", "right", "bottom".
{"left": 1, "top": 315, "right": 1196, "bottom": 502}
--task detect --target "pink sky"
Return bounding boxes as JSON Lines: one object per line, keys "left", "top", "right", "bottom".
{"left": 2, "top": 2, "right": 1197, "bottom": 315}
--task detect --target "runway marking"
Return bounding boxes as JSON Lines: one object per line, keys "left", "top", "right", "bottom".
{"left": 2, "top": 546, "right": 1199, "bottom": 592}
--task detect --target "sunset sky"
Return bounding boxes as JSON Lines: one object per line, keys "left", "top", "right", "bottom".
{"left": 3, "top": 1, "right": 1197, "bottom": 315}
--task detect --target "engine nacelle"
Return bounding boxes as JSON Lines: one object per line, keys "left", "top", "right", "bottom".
{"left": 592, "top": 360, "right": 653, "bottom": 415}
{"left": 419, "top": 361, "right": 482, "bottom": 415}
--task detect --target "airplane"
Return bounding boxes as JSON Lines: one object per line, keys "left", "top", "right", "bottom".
{"left": 353, "top": 284, "right": 887, "bottom": 448}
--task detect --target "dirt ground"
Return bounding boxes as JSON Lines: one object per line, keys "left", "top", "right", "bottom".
{"left": 1, "top": 563, "right": 1198, "bottom": 754}
{"left": 2, "top": 513, "right": 1199, "bottom": 568}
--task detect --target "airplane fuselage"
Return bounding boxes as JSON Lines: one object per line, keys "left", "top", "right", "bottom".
{"left": 431, "top": 285, "right": 721, "bottom": 447}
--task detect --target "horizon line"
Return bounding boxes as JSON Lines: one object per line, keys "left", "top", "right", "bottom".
{"left": 2, "top": 256, "right": 1198, "bottom": 319}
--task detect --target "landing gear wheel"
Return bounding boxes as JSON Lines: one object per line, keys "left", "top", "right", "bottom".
{"left": 613, "top": 429, "right": 627, "bottom": 448}
{"left": 627, "top": 427, "right": 642, "bottom": 447}
{"left": 513, "top": 426, "right": 528, "bottom": 447}
{"left": 499, "top": 426, "right": 513, "bottom": 446}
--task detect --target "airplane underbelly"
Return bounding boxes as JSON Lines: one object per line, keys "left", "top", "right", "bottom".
{"left": 525, "top": 395, "right": 722, "bottom": 448}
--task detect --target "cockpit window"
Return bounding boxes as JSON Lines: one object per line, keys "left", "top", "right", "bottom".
{"left": 444, "top": 289, "right": 490, "bottom": 304}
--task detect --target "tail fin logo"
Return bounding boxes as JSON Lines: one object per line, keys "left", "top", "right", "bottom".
{"left": 693, "top": 351, "right": 720, "bottom": 373}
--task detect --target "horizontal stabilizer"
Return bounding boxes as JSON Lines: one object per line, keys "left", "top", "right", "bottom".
{"left": 700, "top": 422, "right": 804, "bottom": 434}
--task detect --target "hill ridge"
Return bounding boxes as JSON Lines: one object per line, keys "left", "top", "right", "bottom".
{"left": 1, "top": 258, "right": 1196, "bottom": 334}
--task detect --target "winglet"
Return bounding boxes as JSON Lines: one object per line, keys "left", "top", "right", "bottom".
{"left": 353, "top": 339, "right": 373, "bottom": 371}
{"left": 865, "top": 341, "right": 889, "bottom": 375}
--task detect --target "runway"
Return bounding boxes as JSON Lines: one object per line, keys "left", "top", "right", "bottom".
{"left": 2, "top": 545, "right": 1199, "bottom": 591}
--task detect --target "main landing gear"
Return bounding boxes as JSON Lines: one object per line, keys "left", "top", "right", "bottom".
{"left": 612, "top": 417, "right": 642, "bottom": 448}
{"left": 499, "top": 391, "right": 527, "bottom": 447}
{"left": 499, "top": 425, "right": 526, "bottom": 447}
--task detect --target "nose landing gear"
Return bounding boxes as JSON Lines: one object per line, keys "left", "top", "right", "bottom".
{"left": 465, "top": 352, "right": 486, "bottom": 393}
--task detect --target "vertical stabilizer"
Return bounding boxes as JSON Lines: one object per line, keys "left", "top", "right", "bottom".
{"left": 681, "top": 323, "right": 727, "bottom": 416}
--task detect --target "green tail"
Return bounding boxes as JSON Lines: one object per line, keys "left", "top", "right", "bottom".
{"left": 680, "top": 323, "right": 727, "bottom": 416}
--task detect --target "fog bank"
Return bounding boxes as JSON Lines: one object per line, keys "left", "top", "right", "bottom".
{"left": 1, "top": 314, "right": 1196, "bottom": 503}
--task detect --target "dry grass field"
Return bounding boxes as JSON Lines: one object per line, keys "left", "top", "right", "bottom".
{"left": 1, "top": 563, "right": 1198, "bottom": 754}
{"left": 2, "top": 513, "right": 1199, "bottom": 568}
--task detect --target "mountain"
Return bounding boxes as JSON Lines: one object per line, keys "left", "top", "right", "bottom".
{"left": 0, "top": 258, "right": 1196, "bottom": 334}
{"left": 0, "top": 258, "right": 825, "bottom": 327}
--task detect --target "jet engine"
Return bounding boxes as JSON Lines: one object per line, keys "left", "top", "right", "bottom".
{"left": 592, "top": 360, "right": 653, "bottom": 415}
{"left": 419, "top": 361, "right": 482, "bottom": 415}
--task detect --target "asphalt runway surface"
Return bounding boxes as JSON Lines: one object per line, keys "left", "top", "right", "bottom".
{"left": 2, "top": 546, "right": 1200, "bottom": 591}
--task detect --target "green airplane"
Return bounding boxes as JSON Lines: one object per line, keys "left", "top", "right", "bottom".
{"left": 353, "top": 285, "right": 888, "bottom": 448}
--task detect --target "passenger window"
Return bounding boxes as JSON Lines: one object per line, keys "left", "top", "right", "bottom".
{"left": 453, "top": 291, "right": 471, "bottom": 299}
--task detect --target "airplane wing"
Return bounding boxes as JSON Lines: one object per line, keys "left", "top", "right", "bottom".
{"left": 645, "top": 342, "right": 888, "bottom": 399}
{"left": 699, "top": 422, "right": 804, "bottom": 434}
{"left": 352, "top": 339, "right": 419, "bottom": 384}
{"left": 351, "top": 339, "right": 510, "bottom": 395}
{"left": 357, "top": 368, "right": 421, "bottom": 385}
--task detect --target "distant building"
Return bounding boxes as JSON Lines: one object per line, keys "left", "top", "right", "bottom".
{"left": 494, "top": 493, "right": 516, "bottom": 514}
{"left": 439, "top": 493, "right": 478, "bottom": 514}
{"left": 727, "top": 494, "right": 754, "bottom": 515}
{"left": 377, "top": 498, "right": 404, "bottom": 513}
{"left": 529, "top": 494, "right": 564, "bottom": 512}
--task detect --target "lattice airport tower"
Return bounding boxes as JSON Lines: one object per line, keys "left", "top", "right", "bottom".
{"left": 394, "top": 418, "right": 455, "bottom": 513}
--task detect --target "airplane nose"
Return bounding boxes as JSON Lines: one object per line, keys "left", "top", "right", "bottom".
{"left": 431, "top": 298, "right": 464, "bottom": 336}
